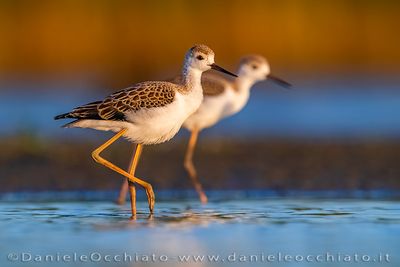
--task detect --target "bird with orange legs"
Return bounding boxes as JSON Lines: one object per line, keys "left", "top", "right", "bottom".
{"left": 55, "top": 44, "right": 237, "bottom": 218}
{"left": 117, "top": 55, "right": 290, "bottom": 205}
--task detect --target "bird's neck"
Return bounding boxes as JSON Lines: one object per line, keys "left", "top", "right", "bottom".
{"left": 181, "top": 65, "right": 203, "bottom": 92}
{"left": 234, "top": 76, "right": 256, "bottom": 93}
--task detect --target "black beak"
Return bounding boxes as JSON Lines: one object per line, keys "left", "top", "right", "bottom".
{"left": 267, "top": 74, "right": 292, "bottom": 89}
{"left": 210, "top": 63, "right": 238, "bottom": 77}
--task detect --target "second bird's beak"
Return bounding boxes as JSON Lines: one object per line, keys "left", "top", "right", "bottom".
{"left": 267, "top": 74, "right": 292, "bottom": 88}
{"left": 210, "top": 63, "right": 238, "bottom": 77}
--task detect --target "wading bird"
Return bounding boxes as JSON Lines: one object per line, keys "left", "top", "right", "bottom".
{"left": 117, "top": 55, "right": 290, "bottom": 204}
{"left": 55, "top": 44, "right": 237, "bottom": 217}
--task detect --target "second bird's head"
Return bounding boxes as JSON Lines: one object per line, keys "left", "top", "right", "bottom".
{"left": 238, "top": 55, "right": 291, "bottom": 88}
{"left": 186, "top": 44, "right": 237, "bottom": 77}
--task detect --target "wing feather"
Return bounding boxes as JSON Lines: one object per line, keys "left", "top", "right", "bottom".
{"left": 202, "top": 72, "right": 232, "bottom": 96}
{"left": 97, "top": 81, "right": 176, "bottom": 120}
{"left": 167, "top": 72, "right": 228, "bottom": 97}
{"left": 55, "top": 81, "right": 176, "bottom": 121}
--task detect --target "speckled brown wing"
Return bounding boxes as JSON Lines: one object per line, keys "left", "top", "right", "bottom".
{"left": 201, "top": 72, "right": 231, "bottom": 96}
{"left": 97, "top": 81, "right": 176, "bottom": 120}
{"left": 55, "top": 81, "right": 176, "bottom": 121}
{"left": 167, "top": 72, "right": 229, "bottom": 97}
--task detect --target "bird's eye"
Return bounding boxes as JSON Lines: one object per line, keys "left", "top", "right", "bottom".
{"left": 196, "top": 55, "right": 204, "bottom": 60}
{"left": 252, "top": 64, "right": 258, "bottom": 70}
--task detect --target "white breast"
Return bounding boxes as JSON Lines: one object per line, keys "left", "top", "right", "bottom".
{"left": 224, "top": 88, "right": 250, "bottom": 117}
{"left": 184, "top": 86, "right": 250, "bottom": 131}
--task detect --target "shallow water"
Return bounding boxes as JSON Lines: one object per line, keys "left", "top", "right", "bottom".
{"left": 1, "top": 197, "right": 399, "bottom": 266}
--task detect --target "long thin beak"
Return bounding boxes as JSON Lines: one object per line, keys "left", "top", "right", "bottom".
{"left": 267, "top": 74, "right": 292, "bottom": 88}
{"left": 210, "top": 63, "right": 238, "bottom": 77}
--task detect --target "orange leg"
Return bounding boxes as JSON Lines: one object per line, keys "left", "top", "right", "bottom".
{"left": 116, "top": 179, "right": 129, "bottom": 205}
{"left": 116, "top": 144, "right": 142, "bottom": 207}
{"left": 91, "top": 129, "right": 154, "bottom": 215}
{"left": 127, "top": 144, "right": 143, "bottom": 218}
{"left": 184, "top": 128, "right": 208, "bottom": 204}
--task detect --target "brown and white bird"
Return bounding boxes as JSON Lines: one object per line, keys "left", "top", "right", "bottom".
{"left": 117, "top": 55, "right": 290, "bottom": 205}
{"left": 55, "top": 44, "right": 237, "bottom": 218}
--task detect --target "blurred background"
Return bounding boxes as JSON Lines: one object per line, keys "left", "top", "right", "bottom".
{"left": 1, "top": 0, "right": 400, "bottom": 194}
{"left": 1, "top": 2, "right": 400, "bottom": 267}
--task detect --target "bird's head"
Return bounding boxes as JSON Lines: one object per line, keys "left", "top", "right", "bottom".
{"left": 238, "top": 55, "right": 291, "bottom": 88}
{"left": 185, "top": 44, "right": 237, "bottom": 77}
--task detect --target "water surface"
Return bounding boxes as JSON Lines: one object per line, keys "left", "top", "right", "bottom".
{"left": 1, "top": 196, "right": 399, "bottom": 266}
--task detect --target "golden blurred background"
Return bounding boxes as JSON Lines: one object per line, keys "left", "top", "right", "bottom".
{"left": 1, "top": 0, "right": 399, "bottom": 87}
{"left": 1, "top": 0, "right": 400, "bottom": 192}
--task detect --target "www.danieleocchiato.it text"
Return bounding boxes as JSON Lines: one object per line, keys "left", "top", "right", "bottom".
{"left": 6, "top": 251, "right": 391, "bottom": 263}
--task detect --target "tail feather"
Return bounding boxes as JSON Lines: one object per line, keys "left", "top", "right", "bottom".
{"left": 54, "top": 113, "right": 71, "bottom": 120}
{"left": 61, "top": 120, "right": 80, "bottom": 128}
{"left": 54, "top": 101, "right": 102, "bottom": 121}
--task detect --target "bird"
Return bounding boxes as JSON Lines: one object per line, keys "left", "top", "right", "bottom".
{"left": 54, "top": 44, "right": 237, "bottom": 218}
{"left": 116, "top": 54, "right": 290, "bottom": 205}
